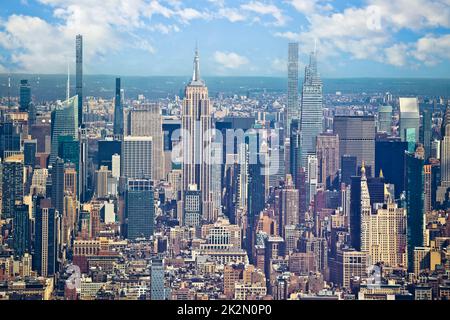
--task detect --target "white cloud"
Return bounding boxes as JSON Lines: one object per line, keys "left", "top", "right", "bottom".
{"left": 0, "top": 0, "right": 215, "bottom": 73}
{"left": 218, "top": 7, "right": 247, "bottom": 22}
{"left": 274, "top": 31, "right": 300, "bottom": 41}
{"left": 384, "top": 43, "right": 410, "bottom": 66}
{"left": 287, "top": 0, "right": 332, "bottom": 15}
{"left": 282, "top": 0, "right": 450, "bottom": 68}
{"left": 412, "top": 34, "right": 450, "bottom": 66}
{"left": 214, "top": 51, "right": 249, "bottom": 69}
{"left": 241, "top": 1, "right": 287, "bottom": 26}
{"left": 148, "top": 23, "right": 180, "bottom": 34}
{"left": 271, "top": 58, "right": 287, "bottom": 72}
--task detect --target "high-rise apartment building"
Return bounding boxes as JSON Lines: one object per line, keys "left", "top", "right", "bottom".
{"left": 286, "top": 42, "right": 299, "bottom": 135}
{"left": 113, "top": 78, "right": 124, "bottom": 136}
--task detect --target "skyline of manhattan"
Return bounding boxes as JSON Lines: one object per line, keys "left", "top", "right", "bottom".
{"left": 0, "top": 0, "right": 449, "bottom": 307}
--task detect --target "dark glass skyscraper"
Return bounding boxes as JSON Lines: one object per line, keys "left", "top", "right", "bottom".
{"left": 19, "top": 79, "right": 31, "bottom": 112}
{"left": 405, "top": 151, "right": 425, "bottom": 272}
{"left": 126, "top": 179, "right": 154, "bottom": 239}
{"left": 334, "top": 116, "right": 375, "bottom": 176}
{"left": 13, "top": 203, "right": 30, "bottom": 258}
{"left": 76, "top": 34, "right": 83, "bottom": 127}
{"left": 421, "top": 109, "right": 432, "bottom": 160}
{"left": 113, "top": 78, "right": 124, "bottom": 136}
{"left": 375, "top": 138, "right": 408, "bottom": 199}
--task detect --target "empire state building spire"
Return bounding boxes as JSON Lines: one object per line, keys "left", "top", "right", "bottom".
{"left": 190, "top": 45, "right": 204, "bottom": 86}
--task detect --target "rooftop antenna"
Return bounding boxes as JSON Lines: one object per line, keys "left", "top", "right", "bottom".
{"left": 314, "top": 38, "right": 317, "bottom": 55}
{"left": 66, "top": 61, "right": 70, "bottom": 101}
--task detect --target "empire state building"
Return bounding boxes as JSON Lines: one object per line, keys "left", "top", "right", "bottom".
{"left": 181, "top": 48, "right": 214, "bottom": 224}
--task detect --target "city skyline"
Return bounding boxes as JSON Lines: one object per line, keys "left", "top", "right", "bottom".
{"left": 0, "top": 1, "right": 450, "bottom": 78}
{"left": 0, "top": 2, "right": 450, "bottom": 305}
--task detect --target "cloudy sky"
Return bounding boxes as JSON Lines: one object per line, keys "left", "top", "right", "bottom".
{"left": 0, "top": 0, "right": 449, "bottom": 77}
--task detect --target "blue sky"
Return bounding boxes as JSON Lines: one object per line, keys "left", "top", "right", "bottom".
{"left": 0, "top": 0, "right": 449, "bottom": 77}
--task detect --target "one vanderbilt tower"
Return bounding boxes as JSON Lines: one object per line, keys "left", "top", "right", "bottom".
{"left": 181, "top": 47, "right": 214, "bottom": 224}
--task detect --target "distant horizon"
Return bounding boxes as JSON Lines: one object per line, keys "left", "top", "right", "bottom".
{"left": 2, "top": 73, "right": 450, "bottom": 80}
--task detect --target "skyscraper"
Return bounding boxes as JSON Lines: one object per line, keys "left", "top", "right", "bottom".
{"left": 150, "top": 258, "right": 166, "bottom": 300}
{"left": 2, "top": 154, "right": 24, "bottom": 219}
{"left": 34, "top": 198, "right": 58, "bottom": 277}
{"left": 377, "top": 105, "right": 392, "bottom": 133}
{"left": 375, "top": 138, "right": 408, "bottom": 199}
{"left": 300, "top": 49, "right": 323, "bottom": 168}
{"left": 76, "top": 34, "right": 83, "bottom": 127}
{"left": 126, "top": 105, "right": 164, "bottom": 181}
{"left": 126, "top": 179, "right": 154, "bottom": 239}
{"left": 306, "top": 155, "right": 318, "bottom": 207}
{"left": 280, "top": 175, "right": 299, "bottom": 237}
{"left": 113, "top": 78, "right": 124, "bottom": 136}
{"left": 181, "top": 48, "right": 214, "bottom": 222}
{"left": 13, "top": 203, "right": 31, "bottom": 258}
{"left": 420, "top": 109, "right": 432, "bottom": 160}
{"left": 353, "top": 163, "right": 371, "bottom": 252}
{"left": 19, "top": 79, "right": 31, "bottom": 112}
{"left": 183, "top": 184, "right": 202, "bottom": 227}
{"left": 286, "top": 42, "right": 299, "bottom": 135}
{"left": 334, "top": 116, "right": 375, "bottom": 176}
{"left": 121, "top": 136, "right": 152, "bottom": 180}
{"left": 362, "top": 202, "right": 407, "bottom": 267}
{"left": 405, "top": 149, "right": 425, "bottom": 272}
{"left": 316, "top": 133, "right": 339, "bottom": 189}
{"left": 399, "top": 97, "right": 420, "bottom": 143}
{"left": 437, "top": 105, "right": 450, "bottom": 205}
{"left": 50, "top": 96, "right": 79, "bottom": 164}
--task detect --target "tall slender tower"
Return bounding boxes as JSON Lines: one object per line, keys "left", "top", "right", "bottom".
{"left": 76, "top": 34, "right": 83, "bottom": 127}
{"left": 437, "top": 104, "right": 450, "bottom": 204}
{"left": 287, "top": 43, "right": 299, "bottom": 135}
{"left": 113, "top": 78, "right": 124, "bottom": 136}
{"left": 181, "top": 47, "right": 214, "bottom": 222}
{"left": 300, "top": 48, "right": 323, "bottom": 168}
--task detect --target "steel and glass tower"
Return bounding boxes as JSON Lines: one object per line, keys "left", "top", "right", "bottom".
{"left": 76, "top": 34, "right": 83, "bottom": 127}
{"left": 50, "top": 96, "right": 79, "bottom": 164}
{"left": 300, "top": 49, "right": 323, "bottom": 168}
